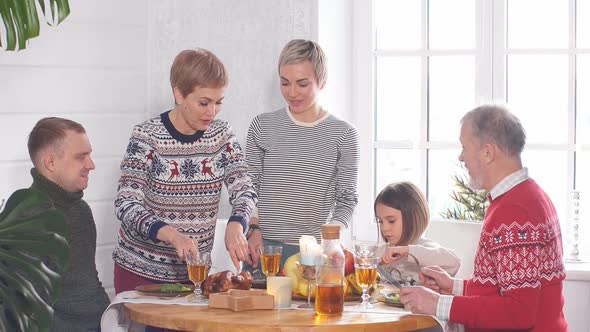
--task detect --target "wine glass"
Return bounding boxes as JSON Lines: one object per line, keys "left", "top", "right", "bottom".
{"left": 295, "top": 261, "right": 316, "bottom": 309}
{"left": 186, "top": 251, "right": 211, "bottom": 303}
{"left": 353, "top": 240, "right": 386, "bottom": 258}
{"left": 258, "top": 246, "right": 282, "bottom": 277}
{"left": 354, "top": 255, "right": 379, "bottom": 309}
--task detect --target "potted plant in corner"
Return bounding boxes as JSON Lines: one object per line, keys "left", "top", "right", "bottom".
{"left": 0, "top": 188, "right": 68, "bottom": 332}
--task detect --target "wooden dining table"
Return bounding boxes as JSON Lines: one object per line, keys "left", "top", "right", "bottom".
{"left": 123, "top": 301, "right": 440, "bottom": 332}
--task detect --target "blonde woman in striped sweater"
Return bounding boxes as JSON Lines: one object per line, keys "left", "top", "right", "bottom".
{"left": 245, "top": 39, "right": 360, "bottom": 270}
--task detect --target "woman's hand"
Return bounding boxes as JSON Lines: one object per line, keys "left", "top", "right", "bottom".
{"left": 246, "top": 217, "right": 263, "bottom": 267}
{"left": 157, "top": 225, "right": 198, "bottom": 261}
{"left": 381, "top": 245, "right": 409, "bottom": 264}
{"left": 225, "top": 222, "right": 252, "bottom": 270}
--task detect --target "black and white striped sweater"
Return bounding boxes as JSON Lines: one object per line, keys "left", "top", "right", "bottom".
{"left": 246, "top": 108, "right": 359, "bottom": 243}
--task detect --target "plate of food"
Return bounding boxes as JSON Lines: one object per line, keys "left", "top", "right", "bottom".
{"left": 135, "top": 283, "right": 194, "bottom": 297}
{"left": 377, "top": 292, "right": 404, "bottom": 308}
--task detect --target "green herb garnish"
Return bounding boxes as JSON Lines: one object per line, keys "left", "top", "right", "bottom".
{"left": 159, "top": 283, "right": 192, "bottom": 292}
{"left": 385, "top": 292, "right": 400, "bottom": 302}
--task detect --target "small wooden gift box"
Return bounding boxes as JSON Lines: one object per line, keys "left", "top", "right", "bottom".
{"left": 208, "top": 289, "right": 274, "bottom": 311}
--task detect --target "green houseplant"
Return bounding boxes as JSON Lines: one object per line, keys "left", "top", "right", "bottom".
{"left": 0, "top": 0, "right": 70, "bottom": 51}
{"left": 0, "top": 188, "right": 69, "bottom": 332}
{"left": 440, "top": 166, "right": 489, "bottom": 222}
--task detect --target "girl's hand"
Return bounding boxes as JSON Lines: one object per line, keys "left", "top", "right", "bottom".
{"left": 381, "top": 245, "right": 409, "bottom": 264}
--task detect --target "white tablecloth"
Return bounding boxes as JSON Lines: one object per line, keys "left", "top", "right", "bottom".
{"left": 100, "top": 291, "right": 209, "bottom": 332}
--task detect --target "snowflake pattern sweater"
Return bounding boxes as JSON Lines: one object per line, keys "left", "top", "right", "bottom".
{"left": 112, "top": 111, "right": 257, "bottom": 282}
{"left": 450, "top": 178, "right": 568, "bottom": 332}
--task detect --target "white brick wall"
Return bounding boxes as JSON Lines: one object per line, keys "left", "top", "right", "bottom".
{"left": 0, "top": 0, "right": 314, "bottom": 300}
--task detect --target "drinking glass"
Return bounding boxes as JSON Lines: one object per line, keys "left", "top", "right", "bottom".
{"left": 295, "top": 261, "right": 316, "bottom": 309}
{"left": 353, "top": 240, "right": 386, "bottom": 258}
{"left": 186, "top": 251, "right": 210, "bottom": 303}
{"left": 258, "top": 246, "right": 282, "bottom": 277}
{"left": 354, "top": 255, "right": 379, "bottom": 309}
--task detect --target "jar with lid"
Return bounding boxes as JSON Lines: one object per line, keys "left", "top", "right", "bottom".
{"left": 315, "top": 224, "right": 345, "bottom": 315}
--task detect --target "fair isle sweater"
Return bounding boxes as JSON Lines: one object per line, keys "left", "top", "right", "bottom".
{"left": 112, "top": 111, "right": 257, "bottom": 282}
{"left": 449, "top": 177, "right": 568, "bottom": 332}
{"left": 31, "top": 169, "right": 110, "bottom": 332}
{"left": 246, "top": 108, "right": 360, "bottom": 243}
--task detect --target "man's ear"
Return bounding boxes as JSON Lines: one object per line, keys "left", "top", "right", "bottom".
{"left": 482, "top": 143, "right": 496, "bottom": 164}
{"left": 42, "top": 153, "right": 57, "bottom": 172}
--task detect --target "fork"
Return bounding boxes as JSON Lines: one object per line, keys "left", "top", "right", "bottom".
{"left": 407, "top": 253, "right": 420, "bottom": 267}
{"left": 391, "top": 252, "right": 420, "bottom": 267}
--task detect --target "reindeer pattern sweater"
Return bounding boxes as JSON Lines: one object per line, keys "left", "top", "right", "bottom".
{"left": 112, "top": 111, "right": 257, "bottom": 282}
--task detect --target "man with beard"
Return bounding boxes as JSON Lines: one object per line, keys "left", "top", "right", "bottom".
{"left": 398, "top": 105, "right": 568, "bottom": 332}
{"left": 28, "top": 117, "right": 110, "bottom": 331}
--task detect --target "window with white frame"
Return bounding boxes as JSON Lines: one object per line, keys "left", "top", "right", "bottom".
{"left": 354, "top": 0, "right": 589, "bottom": 259}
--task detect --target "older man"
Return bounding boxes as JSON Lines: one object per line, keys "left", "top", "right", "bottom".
{"left": 28, "top": 117, "right": 110, "bottom": 331}
{"left": 400, "top": 105, "right": 568, "bottom": 332}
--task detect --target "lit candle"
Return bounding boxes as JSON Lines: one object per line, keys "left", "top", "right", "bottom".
{"left": 299, "top": 235, "right": 321, "bottom": 265}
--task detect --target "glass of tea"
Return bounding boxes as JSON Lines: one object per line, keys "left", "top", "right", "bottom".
{"left": 186, "top": 251, "right": 211, "bottom": 303}
{"left": 354, "top": 255, "right": 379, "bottom": 309}
{"left": 258, "top": 245, "right": 282, "bottom": 277}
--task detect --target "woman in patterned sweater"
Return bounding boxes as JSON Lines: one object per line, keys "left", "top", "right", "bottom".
{"left": 112, "top": 49, "right": 257, "bottom": 292}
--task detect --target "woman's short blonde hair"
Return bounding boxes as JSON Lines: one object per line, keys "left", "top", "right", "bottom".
{"left": 278, "top": 39, "right": 327, "bottom": 87}
{"left": 374, "top": 182, "right": 429, "bottom": 246}
{"left": 170, "top": 48, "right": 228, "bottom": 100}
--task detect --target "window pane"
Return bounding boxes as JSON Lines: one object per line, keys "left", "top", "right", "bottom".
{"left": 577, "top": 0, "right": 590, "bottom": 48}
{"left": 375, "top": 0, "right": 421, "bottom": 50}
{"left": 506, "top": 55, "right": 568, "bottom": 144}
{"left": 375, "top": 149, "right": 421, "bottom": 196}
{"left": 429, "top": 56, "right": 476, "bottom": 142}
{"left": 578, "top": 55, "right": 590, "bottom": 144}
{"left": 507, "top": 0, "right": 568, "bottom": 48}
{"left": 429, "top": 0, "right": 475, "bottom": 49}
{"left": 428, "top": 149, "right": 469, "bottom": 220}
{"left": 376, "top": 57, "right": 421, "bottom": 141}
{"left": 521, "top": 150, "right": 568, "bottom": 228}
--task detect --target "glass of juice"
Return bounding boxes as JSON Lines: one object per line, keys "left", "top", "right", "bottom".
{"left": 186, "top": 251, "right": 211, "bottom": 303}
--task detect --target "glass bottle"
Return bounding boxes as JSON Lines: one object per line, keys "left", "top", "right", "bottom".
{"left": 315, "top": 224, "right": 345, "bottom": 315}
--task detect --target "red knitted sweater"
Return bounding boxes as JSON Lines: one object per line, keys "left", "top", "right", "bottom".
{"left": 450, "top": 178, "right": 568, "bottom": 332}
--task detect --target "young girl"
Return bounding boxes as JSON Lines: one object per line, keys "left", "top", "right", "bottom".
{"left": 377, "top": 181, "right": 461, "bottom": 286}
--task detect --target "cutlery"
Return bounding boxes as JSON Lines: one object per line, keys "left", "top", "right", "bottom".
{"left": 377, "top": 265, "right": 403, "bottom": 289}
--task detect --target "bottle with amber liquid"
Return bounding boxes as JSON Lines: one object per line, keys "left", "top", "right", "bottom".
{"left": 315, "top": 224, "right": 345, "bottom": 315}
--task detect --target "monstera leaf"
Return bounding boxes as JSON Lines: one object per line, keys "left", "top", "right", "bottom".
{"left": 0, "top": 0, "right": 70, "bottom": 51}
{"left": 0, "top": 188, "right": 69, "bottom": 332}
